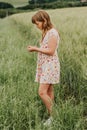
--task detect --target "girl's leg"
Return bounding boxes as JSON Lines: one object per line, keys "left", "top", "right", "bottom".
{"left": 38, "top": 83, "right": 52, "bottom": 115}
{"left": 47, "top": 84, "right": 54, "bottom": 101}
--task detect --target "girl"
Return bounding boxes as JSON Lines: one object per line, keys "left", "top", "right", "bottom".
{"left": 27, "top": 10, "right": 60, "bottom": 126}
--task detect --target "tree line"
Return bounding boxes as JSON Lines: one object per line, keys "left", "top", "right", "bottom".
{"left": 0, "top": 0, "right": 87, "bottom": 18}
{"left": 29, "top": 0, "right": 80, "bottom": 4}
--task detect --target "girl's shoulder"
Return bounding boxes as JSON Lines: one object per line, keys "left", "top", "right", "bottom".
{"left": 48, "top": 28, "right": 59, "bottom": 38}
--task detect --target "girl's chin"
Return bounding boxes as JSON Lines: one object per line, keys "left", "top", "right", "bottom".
{"left": 37, "top": 27, "right": 42, "bottom": 30}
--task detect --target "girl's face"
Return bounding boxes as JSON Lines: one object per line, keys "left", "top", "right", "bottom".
{"left": 35, "top": 21, "right": 43, "bottom": 30}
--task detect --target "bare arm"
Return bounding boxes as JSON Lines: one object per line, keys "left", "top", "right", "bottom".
{"left": 27, "top": 35, "right": 57, "bottom": 56}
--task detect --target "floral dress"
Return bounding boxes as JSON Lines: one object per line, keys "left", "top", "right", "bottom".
{"left": 35, "top": 28, "right": 60, "bottom": 84}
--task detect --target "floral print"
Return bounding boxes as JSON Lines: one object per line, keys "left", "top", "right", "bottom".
{"left": 35, "top": 28, "right": 60, "bottom": 84}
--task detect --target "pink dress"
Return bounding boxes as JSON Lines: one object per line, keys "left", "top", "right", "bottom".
{"left": 35, "top": 28, "right": 60, "bottom": 84}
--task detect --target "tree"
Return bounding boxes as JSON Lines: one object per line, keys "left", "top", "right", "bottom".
{"left": 0, "top": 2, "right": 14, "bottom": 9}
{"left": 29, "top": 0, "right": 58, "bottom": 4}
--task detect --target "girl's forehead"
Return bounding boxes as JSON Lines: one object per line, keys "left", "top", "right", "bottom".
{"left": 35, "top": 21, "right": 42, "bottom": 24}
{"left": 35, "top": 21, "right": 39, "bottom": 23}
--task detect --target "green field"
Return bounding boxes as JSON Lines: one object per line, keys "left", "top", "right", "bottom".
{"left": 0, "top": 7, "right": 87, "bottom": 130}
{"left": 0, "top": 0, "right": 28, "bottom": 7}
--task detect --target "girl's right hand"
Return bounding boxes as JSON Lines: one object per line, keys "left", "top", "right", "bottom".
{"left": 27, "top": 45, "right": 38, "bottom": 52}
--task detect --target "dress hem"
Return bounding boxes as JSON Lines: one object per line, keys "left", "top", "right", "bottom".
{"left": 35, "top": 80, "right": 60, "bottom": 84}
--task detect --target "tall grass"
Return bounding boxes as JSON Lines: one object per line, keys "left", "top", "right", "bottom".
{"left": 0, "top": 7, "right": 87, "bottom": 130}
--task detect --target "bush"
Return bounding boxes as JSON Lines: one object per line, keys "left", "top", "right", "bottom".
{"left": 0, "top": 2, "right": 14, "bottom": 18}
{"left": 17, "top": 1, "right": 87, "bottom": 10}
{"left": 0, "top": 9, "right": 23, "bottom": 18}
{"left": 1, "top": 1, "right": 87, "bottom": 18}
{"left": 0, "top": 2, "right": 14, "bottom": 9}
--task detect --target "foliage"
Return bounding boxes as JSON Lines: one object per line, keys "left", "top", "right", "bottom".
{"left": 0, "top": 9, "right": 26, "bottom": 18}
{"left": 0, "top": 1, "right": 87, "bottom": 19}
{"left": 19, "top": 1, "right": 87, "bottom": 10}
{"left": 28, "top": 0, "right": 80, "bottom": 4}
{"left": 29, "top": 0, "right": 58, "bottom": 4}
{"left": 0, "top": 2, "right": 14, "bottom": 9}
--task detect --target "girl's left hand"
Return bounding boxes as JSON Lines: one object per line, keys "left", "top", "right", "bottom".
{"left": 27, "top": 45, "right": 38, "bottom": 52}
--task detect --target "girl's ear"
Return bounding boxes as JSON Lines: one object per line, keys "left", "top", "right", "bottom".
{"left": 43, "top": 19, "right": 47, "bottom": 29}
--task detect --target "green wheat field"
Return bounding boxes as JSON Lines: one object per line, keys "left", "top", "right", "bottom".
{"left": 0, "top": 7, "right": 87, "bottom": 130}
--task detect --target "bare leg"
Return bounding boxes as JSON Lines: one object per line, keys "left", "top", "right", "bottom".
{"left": 38, "top": 83, "right": 52, "bottom": 115}
{"left": 47, "top": 84, "right": 54, "bottom": 101}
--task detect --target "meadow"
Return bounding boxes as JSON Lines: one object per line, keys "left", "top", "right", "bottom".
{"left": 0, "top": 7, "right": 87, "bottom": 130}
{"left": 0, "top": 0, "right": 28, "bottom": 7}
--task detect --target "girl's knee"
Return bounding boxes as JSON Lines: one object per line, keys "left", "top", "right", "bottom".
{"left": 38, "top": 89, "right": 46, "bottom": 97}
{"left": 38, "top": 84, "right": 50, "bottom": 97}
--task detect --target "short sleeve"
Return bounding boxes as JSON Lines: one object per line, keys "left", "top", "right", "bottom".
{"left": 47, "top": 28, "right": 60, "bottom": 49}
{"left": 48, "top": 29, "right": 60, "bottom": 41}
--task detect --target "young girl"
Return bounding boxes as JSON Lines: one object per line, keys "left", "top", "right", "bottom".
{"left": 27, "top": 10, "right": 60, "bottom": 126}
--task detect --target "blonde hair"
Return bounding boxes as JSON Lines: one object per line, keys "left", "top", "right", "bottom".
{"left": 32, "top": 10, "right": 53, "bottom": 40}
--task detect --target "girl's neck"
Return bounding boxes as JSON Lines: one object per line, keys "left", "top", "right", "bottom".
{"left": 42, "top": 27, "right": 52, "bottom": 35}
{"left": 41, "top": 26, "right": 54, "bottom": 41}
